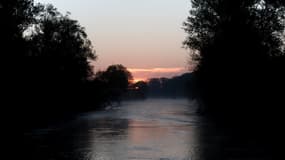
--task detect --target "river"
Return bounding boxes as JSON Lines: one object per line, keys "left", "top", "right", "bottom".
{"left": 24, "top": 99, "right": 201, "bottom": 160}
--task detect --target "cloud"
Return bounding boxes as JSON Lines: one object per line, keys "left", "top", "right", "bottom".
{"left": 128, "top": 67, "right": 187, "bottom": 81}
{"left": 129, "top": 67, "right": 184, "bottom": 73}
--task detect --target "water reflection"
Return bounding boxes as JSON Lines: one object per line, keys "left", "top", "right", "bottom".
{"left": 24, "top": 99, "right": 199, "bottom": 160}
{"left": 86, "top": 99, "right": 199, "bottom": 160}
{"left": 26, "top": 99, "right": 275, "bottom": 160}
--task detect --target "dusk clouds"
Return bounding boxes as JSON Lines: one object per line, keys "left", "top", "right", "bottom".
{"left": 129, "top": 67, "right": 187, "bottom": 82}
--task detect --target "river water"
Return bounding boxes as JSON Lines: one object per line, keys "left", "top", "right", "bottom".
{"left": 24, "top": 99, "right": 201, "bottom": 160}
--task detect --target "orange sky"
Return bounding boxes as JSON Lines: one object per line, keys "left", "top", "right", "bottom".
{"left": 36, "top": 0, "right": 192, "bottom": 80}
{"left": 129, "top": 67, "right": 188, "bottom": 82}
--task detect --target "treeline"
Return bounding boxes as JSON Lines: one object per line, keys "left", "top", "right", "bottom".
{"left": 2, "top": 0, "right": 132, "bottom": 128}
{"left": 184, "top": 0, "right": 285, "bottom": 124}
{"left": 147, "top": 73, "right": 194, "bottom": 98}
{"left": 126, "top": 73, "right": 194, "bottom": 99}
{"left": 183, "top": 0, "right": 285, "bottom": 157}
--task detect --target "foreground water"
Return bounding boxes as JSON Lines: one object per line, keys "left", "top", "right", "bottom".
{"left": 24, "top": 99, "right": 201, "bottom": 160}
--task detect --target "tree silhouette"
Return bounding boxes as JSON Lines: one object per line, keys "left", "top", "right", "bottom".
{"left": 96, "top": 64, "right": 133, "bottom": 91}
{"left": 2, "top": 0, "right": 35, "bottom": 46}
{"left": 147, "top": 73, "right": 193, "bottom": 98}
{"left": 148, "top": 78, "right": 161, "bottom": 97}
{"left": 2, "top": 0, "right": 39, "bottom": 85}
{"left": 26, "top": 4, "right": 96, "bottom": 84}
{"left": 2, "top": 1, "right": 99, "bottom": 127}
{"left": 184, "top": 0, "right": 285, "bottom": 116}
{"left": 184, "top": 1, "right": 285, "bottom": 159}
{"left": 133, "top": 81, "right": 148, "bottom": 98}
{"left": 3, "top": 1, "right": 96, "bottom": 89}
{"left": 95, "top": 64, "right": 133, "bottom": 104}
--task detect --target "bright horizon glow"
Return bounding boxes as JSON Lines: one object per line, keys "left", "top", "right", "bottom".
{"left": 129, "top": 67, "right": 187, "bottom": 82}
{"left": 129, "top": 67, "right": 184, "bottom": 73}
{"left": 133, "top": 78, "right": 146, "bottom": 83}
{"left": 35, "top": 0, "right": 192, "bottom": 80}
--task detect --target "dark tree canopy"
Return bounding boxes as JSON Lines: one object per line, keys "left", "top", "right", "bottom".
{"left": 184, "top": 0, "right": 285, "bottom": 66}
{"left": 184, "top": 0, "right": 285, "bottom": 88}
{"left": 26, "top": 4, "right": 96, "bottom": 83}
{"left": 2, "top": 1, "right": 96, "bottom": 84}
{"left": 1, "top": 0, "right": 35, "bottom": 42}
{"left": 183, "top": 2, "right": 285, "bottom": 159}
{"left": 2, "top": 0, "right": 99, "bottom": 126}
{"left": 183, "top": 0, "right": 285, "bottom": 121}
{"left": 96, "top": 64, "right": 133, "bottom": 91}
{"left": 95, "top": 64, "right": 133, "bottom": 104}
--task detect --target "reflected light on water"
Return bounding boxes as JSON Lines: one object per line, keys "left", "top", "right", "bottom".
{"left": 86, "top": 99, "right": 199, "bottom": 160}
{"left": 24, "top": 99, "right": 200, "bottom": 160}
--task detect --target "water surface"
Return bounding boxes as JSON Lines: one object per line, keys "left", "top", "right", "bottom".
{"left": 24, "top": 99, "right": 200, "bottom": 160}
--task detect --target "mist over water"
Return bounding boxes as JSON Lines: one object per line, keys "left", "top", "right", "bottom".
{"left": 24, "top": 99, "right": 201, "bottom": 160}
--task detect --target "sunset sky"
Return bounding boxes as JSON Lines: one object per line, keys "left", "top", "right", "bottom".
{"left": 35, "top": 0, "right": 192, "bottom": 81}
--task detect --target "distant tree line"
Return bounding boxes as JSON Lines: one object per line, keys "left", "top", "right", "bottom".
{"left": 126, "top": 73, "right": 194, "bottom": 99}
{"left": 147, "top": 73, "right": 194, "bottom": 98}
{"left": 1, "top": 0, "right": 132, "bottom": 128}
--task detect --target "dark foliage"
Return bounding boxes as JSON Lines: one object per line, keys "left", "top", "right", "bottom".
{"left": 126, "top": 81, "right": 148, "bottom": 99}
{"left": 184, "top": 0, "right": 285, "bottom": 159}
{"left": 184, "top": 0, "right": 285, "bottom": 122}
{"left": 1, "top": 1, "right": 131, "bottom": 129}
{"left": 95, "top": 64, "right": 133, "bottom": 104}
{"left": 147, "top": 73, "right": 194, "bottom": 98}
